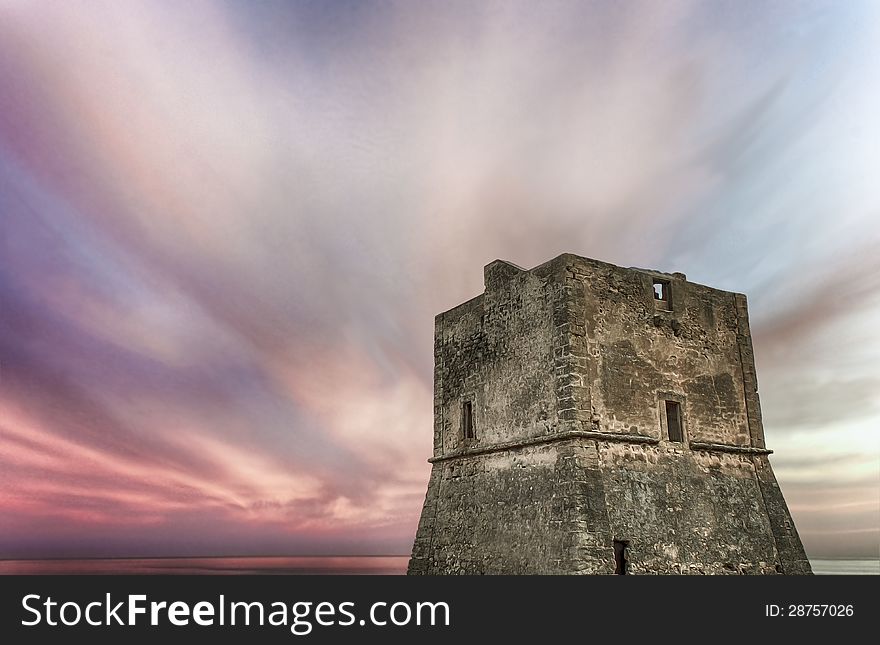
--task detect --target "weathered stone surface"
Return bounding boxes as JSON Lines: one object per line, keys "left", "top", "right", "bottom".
{"left": 408, "top": 253, "right": 811, "bottom": 575}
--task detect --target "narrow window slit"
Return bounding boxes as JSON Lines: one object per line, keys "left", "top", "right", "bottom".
{"left": 462, "top": 401, "right": 475, "bottom": 440}
{"left": 665, "top": 400, "right": 683, "bottom": 442}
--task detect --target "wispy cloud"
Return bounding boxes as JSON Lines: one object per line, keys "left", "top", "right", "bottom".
{"left": 0, "top": 0, "right": 877, "bottom": 557}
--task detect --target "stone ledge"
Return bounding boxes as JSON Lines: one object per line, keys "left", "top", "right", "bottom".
{"left": 429, "top": 430, "right": 658, "bottom": 463}
{"left": 689, "top": 442, "right": 773, "bottom": 455}
{"left": 429, "top": 432, "right": 774, "bottom": 463}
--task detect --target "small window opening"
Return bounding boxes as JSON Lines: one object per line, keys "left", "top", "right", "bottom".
{"left": 665, "top": 400, "right": 683, "bottom": 442}
{"left": 653, "top": 279, "right": 671, "bottom": 307}
{"left": 613, "top": 540, "right": 629, "bottom": 575}
{"left": 462, "top": 401, "right": 475, "bottom": 440}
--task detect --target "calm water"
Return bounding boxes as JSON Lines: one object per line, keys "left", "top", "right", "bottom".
{"left": 809, "top": 559, "right": 879, "bottom": 575}
{"left": 0, "top": 556, "right": 411, "bottom": 575}
{"left": 0, "top": 557, "right": 876, "bottom": 575}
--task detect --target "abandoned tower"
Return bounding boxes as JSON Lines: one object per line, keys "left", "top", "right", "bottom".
{"left": 408, "top": 253, "right": 811, "bottom": 575}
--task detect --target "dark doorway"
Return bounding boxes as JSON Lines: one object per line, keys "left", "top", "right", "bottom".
{"left": 613, "top": 540, "right": 629, "bottom": 575}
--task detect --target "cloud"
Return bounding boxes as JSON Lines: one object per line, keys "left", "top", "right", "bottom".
{"left": 0, "top": 0, "right": 877, "bottom": 558}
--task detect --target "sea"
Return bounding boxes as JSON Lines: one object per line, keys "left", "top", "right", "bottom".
{"left": 0, "top": 557, "right": 876, "bottom": 575}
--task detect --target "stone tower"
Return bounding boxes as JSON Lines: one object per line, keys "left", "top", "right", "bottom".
{"left": 408, "top": 253, "right": 811, "bottom": 575}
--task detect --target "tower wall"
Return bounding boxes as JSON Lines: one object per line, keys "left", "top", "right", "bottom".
{"left": 409, "top": 441, "right": 606, "bottom": 575}
{"left": 409, "top": 254, "right": 810, "bottom": 575}
{"left": 432, "top": 260, "right": 561, "bottom": 458}
{"left": 576, "top": 257, "right": 753, "bottom": 446}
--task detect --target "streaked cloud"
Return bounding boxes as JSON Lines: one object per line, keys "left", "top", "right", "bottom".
{"left": 0, "top": 0, "right": 877, "bottom": 558}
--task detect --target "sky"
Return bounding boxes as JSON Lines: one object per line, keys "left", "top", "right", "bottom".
{"left": 0, "top": 0, "right": 877, "bottom": 559}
